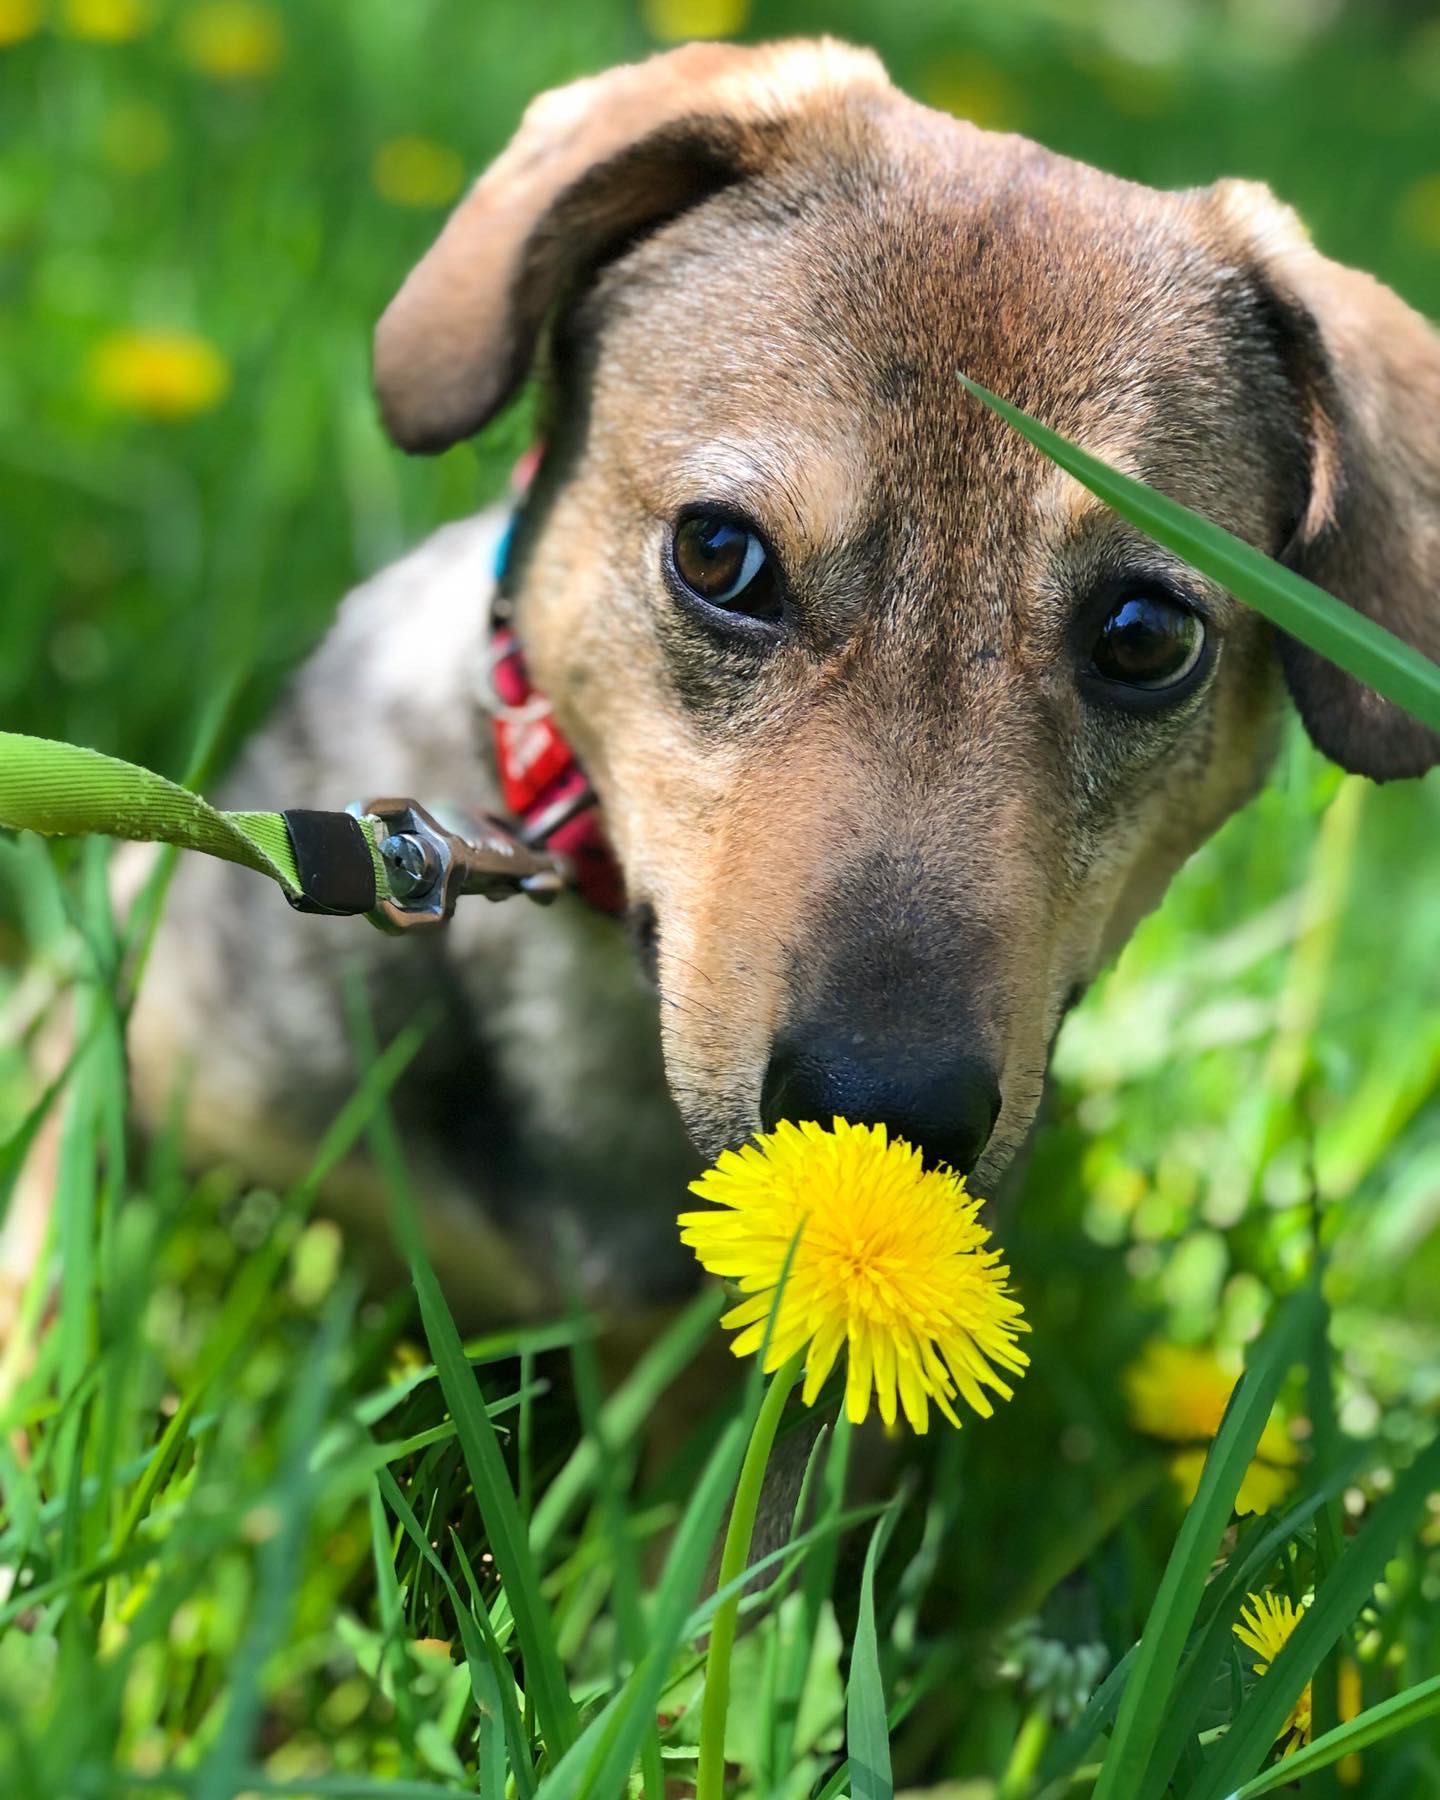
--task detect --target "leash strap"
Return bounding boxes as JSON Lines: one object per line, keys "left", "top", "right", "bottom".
{"left": 0, "top": 730, "right": 568, "bottom": 925}
{"left": 0, "top": 729, "right": 386, "bottom": 915}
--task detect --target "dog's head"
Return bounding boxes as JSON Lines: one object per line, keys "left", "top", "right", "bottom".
{"left": 374, "top": 40, "right": 1440, "bottom": 1183}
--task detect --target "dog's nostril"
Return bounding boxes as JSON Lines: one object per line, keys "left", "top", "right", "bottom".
{"left": 760, "top": 1030, "right": 1002, "bottom": 1176}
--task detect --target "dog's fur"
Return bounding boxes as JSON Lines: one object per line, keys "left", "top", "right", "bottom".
{"left": 54, "top": 41, "right": 1440, "bottom": 1324}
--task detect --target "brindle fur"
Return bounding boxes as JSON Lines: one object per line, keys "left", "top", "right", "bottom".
{"left": 16, "top": 39, "right": 1437, "bottom": 1330}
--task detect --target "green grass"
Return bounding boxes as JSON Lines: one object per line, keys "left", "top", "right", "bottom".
{"left": 3, "top": 912, "right": 1437, "bottom": 1799}
{"left": 3, "top": 0, "right": 1440, "bottom": 1795}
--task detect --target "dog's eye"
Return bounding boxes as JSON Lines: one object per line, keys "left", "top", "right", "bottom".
{"left": 669, "top": 513, "right": 779, "bottom": 619}
{"left": 1089, "top": 591, "right": 1205, "bottom": 692}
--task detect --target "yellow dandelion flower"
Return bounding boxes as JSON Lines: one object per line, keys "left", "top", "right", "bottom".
{"left": 919, "top": 53, "right": 1022, "bottom": 131}
{"left": 90, "top": 329, "right": 230, "bottom": 419}
{"left": 1125, "top": 1340, "right": 1299, "bottom": 1516}
{"left": 60, "top": 0, "right": 151, "bottom": 41}
{"left": 1338, "top": 1658, "right": 1364, "bottom": 1785}
{"left": 1234, "top": 1590, "right": 1312, "bottom": 1756}
{"left": 641, "top": 0, "right": 750, "bottom": 43}
{"left": 1397, "top": 174, "right": 1440, "bottom": 253}
{"left": 371, "top": 137, "right": 465, "bottom": 211}
{"left": 177, "top": 0, "right": 282, "bottom": 81}
{"left": 0, "top": 0, "right": 42, "bottom": 49}
{"left": 678, "top": 1117, "right": 1029, "bottom": 1434}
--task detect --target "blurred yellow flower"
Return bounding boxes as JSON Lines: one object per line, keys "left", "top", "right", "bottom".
{"left": 920, "top": 53, "right": 1022, "bottom": 131}
{"left": 371, "top": 137, "right": 465, "bottom": 211}
{"left": 1125, "top": 1340, "right": 1299, "bottom": 1515}
{"left": 641, "top": 0, "right": 749, "bottom": 43}
{"left": 60, "top": 0, "right": 151, "bottom": 41}
{"left": 90, "top": 329, "right": 230, "bottom": 420}
{"left": 679, "top": 1117, "right": 1029, "bottom": 1434}
{"left": 0, "top": 0, "right": 41, "bottom": 48}
{"left": 1397, "top": 174, "right": 1440, "bottom": 253}
{"left": 1338, "top": 1658, "right": 1364, "bottom": 1785}
{"left": 177, "top": 0, "right": 282, "bottom": 80}
{"left": 1234, "top": 1590, "right": 1311, "bottom": 1756}
{"left": 100, "top": 100, "right": 172, "bottom": 173}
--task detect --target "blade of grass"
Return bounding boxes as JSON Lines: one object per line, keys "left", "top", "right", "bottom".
{"left": 693, "top": 1234, "right": 806, "bottom": 1800}
{"left": 1188, "top": 1430, "right": 1440, "bottom": 1800}
{"left": 956, "top": 374, "right": 1440, "bottom": 732}
{"left": 192, "top": 1284, "right": 354, "bottom": 1800}
{"left": 349, "top": 1318, "right": 583, "bottom": 1432}
{"left": 528, "top": 1282, "right": 724, "bottom": 1557}
{"left": 767, "top": 1412, "right": 852, "bottom": 1783}
{"left": 401, "top": 1246, "right": 576, "bottom": 1755}
{"left": 345, "top": 983, "right": 578, "bottom": 1760}
{"left": 476, "top": 1650, "right": 508, "bottom": 1800}
{"left": 0, "top": 1036, "right": 86, "bottom": 1236}
{"left": 1038, "top": 1645, "right": 1141, "bottom": 1793}
{"left": 113, "top": 1775, "right": 468, "bottom": 1798}
{"left": 449, "top": 1528, "right": 539, "bottom": 1795}
{"left": 1137, "top": 1447, "right": 1369, "bottom": 1799}
{"left": 374, "top": 1463, "right": 537, "bottom": 1797}
{"left": 678, "top": 1498, "right": 887, "bottom": 1646}
{"left": 533, "top": 1412, "right": 749, "bottom": 1800}
{"left": 108, "top": 1018, "right": 428, "bottom": 1559}
{"left": 368, "top": 1484, "right": 420, "bottom": 1751}
{"left": 1229, "top": 1672, "right": 1440, "bottom": 1798}
{"left": 519, "top": 1343, "right": 536, "bottom": 1521}
{"left": 550, "top": 1246, "right": 802, "bottom": 1800}
{"left": 1090, "top": 1287, "right": 1319, "bottom": 1800}
{"left": 694, "top": 1351, "right": 805, "bottom": 1800}
{"left": 567, "top": 1307, "right": 664, "bottom": 1800}
{"left": 1304, "top": 1269, "right": 1345, "bottom": 1799}
{"left": 848, "top": 1506, "right": 900, "bottom": 1800}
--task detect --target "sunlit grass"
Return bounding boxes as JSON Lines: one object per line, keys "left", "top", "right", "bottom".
{"left": 0, "top": 819, "right": 1437, "bottom": 1795}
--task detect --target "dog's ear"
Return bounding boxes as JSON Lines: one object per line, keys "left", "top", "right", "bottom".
{"left": 1208, "top": 180, "right": 1440, "bottom": 780}
{"left": 373, "top": 38, "right": 889, "bottom": 455}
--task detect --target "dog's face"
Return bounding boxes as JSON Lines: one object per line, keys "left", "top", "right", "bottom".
{"left": 375, "top": 41, "right": 1440, "bottom": 1180}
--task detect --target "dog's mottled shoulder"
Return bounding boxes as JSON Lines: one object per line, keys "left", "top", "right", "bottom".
{"left": 125, "top": 510, "right": 507, "bottom": 1149}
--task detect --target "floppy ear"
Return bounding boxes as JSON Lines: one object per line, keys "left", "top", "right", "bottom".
{"left": 373, "top": 38, "right": 889, "bottom": 455}
{"left": 1208, "top": 181, "right": 1440, "bottom": 780}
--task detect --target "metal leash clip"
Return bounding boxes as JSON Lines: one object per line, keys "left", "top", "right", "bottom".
{"left": 357, "top": 797, "right": 568, "bottom": 930}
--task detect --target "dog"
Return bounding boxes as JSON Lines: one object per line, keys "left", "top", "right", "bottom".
{"left": 70, "top": 39, "right": 1440, "bottom": 1326}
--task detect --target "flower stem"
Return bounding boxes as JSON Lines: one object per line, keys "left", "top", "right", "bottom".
{"left": 696, "top": 1351, "right": 805, "bottom": 1800}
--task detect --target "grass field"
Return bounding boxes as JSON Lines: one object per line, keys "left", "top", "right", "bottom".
{"left": 2, "top": 0, "right": 1440, "bottom": 1795}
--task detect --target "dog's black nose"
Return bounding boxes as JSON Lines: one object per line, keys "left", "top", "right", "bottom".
{"left": 759, "top": 1030, "right": 1002, "bottom": 1175}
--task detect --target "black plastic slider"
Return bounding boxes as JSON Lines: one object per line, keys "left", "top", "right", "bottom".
{"left": 281, "top": 809, "right": 378, "bottom": 915}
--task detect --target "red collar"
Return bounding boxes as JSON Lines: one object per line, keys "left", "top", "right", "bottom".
{"left": 488, "top": 612, "right": 626, "bottom": 919}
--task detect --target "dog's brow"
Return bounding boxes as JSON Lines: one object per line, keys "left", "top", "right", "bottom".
{"left": 655, "top": 438, "right": 865, "bottom": 546}
{"left": 1039, "top": 464, "right": 1245, "bottom": 617}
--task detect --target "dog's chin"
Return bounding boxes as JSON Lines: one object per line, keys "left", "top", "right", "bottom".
{"left": 968, "top": 1136, "right": 1023, "bottom": 1206}
{"left": 677, "top": 1102, "right": 763, "bottom": 1167}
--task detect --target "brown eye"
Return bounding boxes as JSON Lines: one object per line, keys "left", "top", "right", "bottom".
{"left": 1091, "top": 592, "right": 1205, "bottom": 691}
{"left": 670, "top": 512, "right": 779, "bottom": 618}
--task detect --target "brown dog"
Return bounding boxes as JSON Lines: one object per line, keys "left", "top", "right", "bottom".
{"left": 89, "top": 40, "right": 1440, "bottom": 1324}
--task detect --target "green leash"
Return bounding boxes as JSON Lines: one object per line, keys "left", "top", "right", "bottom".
{"left": 0, "top": 731, "right": 568, "bottom": 927}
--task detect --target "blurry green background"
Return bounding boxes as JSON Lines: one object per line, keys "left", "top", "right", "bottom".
{"left": 3, "top": 0, "right": 1439, "bottom": 1787}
